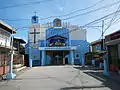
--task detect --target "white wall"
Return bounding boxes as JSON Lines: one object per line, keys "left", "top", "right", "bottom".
{"left": 0, "top": 28, "right": 11, "bottom": 47}
{"left": 40, "top": 25, "right": 47, "bottom": 40}
{"left": 29, "top": 24, "right": 40, "bottom": 43}
{"left": 68, "top": 25, "right": 87, "bottom": 40}
{"left": 29, "top": 23, "right": 87, "bottom": 43}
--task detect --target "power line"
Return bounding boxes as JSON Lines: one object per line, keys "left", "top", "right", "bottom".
{"left": 104, "top": 4, "right": 120, "bottom": 32}
{"left": 84, "top": 11, "right": 120, "bottom": 26}
{"left": 0, "top": 0, "right": 104, "bottom": 21}
{"left": 40, "top": 0, "right": 105, "bottom": 20}
{"left": 0, "top": 0, "right": 54, "bottom": 10}
{"left": 0, "top": 0, "right": 116, "bottom": 22}
{"left": 62, "top": 1, "right": 120, "bottom": 20}
{"left": 14, "top": 7, "right": 120, "bottom": 46}
{"left": 15, "top": 10, "right": 120, "bottom": 33}
{"left": 15, "top": 9, "right": 120, "bottom": 32}
{"left": 98, "top": 2, "right": 120, "bottom": 39}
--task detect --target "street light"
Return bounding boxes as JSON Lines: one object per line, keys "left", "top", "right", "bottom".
{"left": 6, "top": 28, "right": 16, "bottom": 80}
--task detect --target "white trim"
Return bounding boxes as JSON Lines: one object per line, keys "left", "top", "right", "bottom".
{"left": 39, "top": 46, "right": 76, "bottom": 51}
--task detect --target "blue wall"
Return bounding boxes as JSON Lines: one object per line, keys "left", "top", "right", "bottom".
{"left": 30, "top": 48, "right": 41, "bottom": 66}
{"left": 25, "top": 40, "right": 89, "bottom": 66}
{"left": 71, "top": 40, "right": 89, "bottom": 64}
{"left": 46, "top": 27, "right": 70, "bottom": 47}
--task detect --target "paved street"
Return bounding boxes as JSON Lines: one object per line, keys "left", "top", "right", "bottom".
{"left": 0, "top": 65, "right": 119, "bottom": 90}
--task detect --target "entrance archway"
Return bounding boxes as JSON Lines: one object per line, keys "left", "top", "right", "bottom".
{"left": 46, "top": 51, "right": 69, "bottom": 65}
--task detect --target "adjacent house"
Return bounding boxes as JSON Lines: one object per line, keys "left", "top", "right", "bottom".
{"left": 13, "top": 37, "right": 26, "bottom": 66}
{"left": 13, "top": 37, "right": 26, "bottom": 54}
{"left": 0, "top": 19, "right": 16, "bottom": 76}
{"left": 85, "top": 39, "right": 104, "bottom": 66}
{"left": 105, "top": 30, "right": 120, "bottom": 72}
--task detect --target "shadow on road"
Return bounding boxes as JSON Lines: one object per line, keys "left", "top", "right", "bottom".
{"left": 73, "top": 66, "right": 120, "bottom": 90}
{"left": 60, "top": 85, "right": 105, "bottom": 90}
{"left": 60, "top": 66, "right": 120, "bottom": 90}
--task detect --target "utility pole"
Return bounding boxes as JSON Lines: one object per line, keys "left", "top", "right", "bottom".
{"left": 6, "top": 28, "right": 16, "bottom": 79}
{"left": 101, "top": 20, "right": 109, "bottom": 76}
{"left": 101, "top": 20, "right": 104, "bottom": 50}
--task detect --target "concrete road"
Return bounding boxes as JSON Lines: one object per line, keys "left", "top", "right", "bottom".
{"left": 0, "top": 65, "right": 119, "bottom": 90}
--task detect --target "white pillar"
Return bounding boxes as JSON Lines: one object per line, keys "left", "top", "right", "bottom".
{"left": 29, "top": 47, "right": 32, "bottom": 68}
{"left": 41, "top": 50, "right": 45, "bottom": 66}
{"left": 6, "top": 36, "right": 16, "bottom": 80}
{"left": 63, "top": 52, "right": 65, "bottom": 64}
{"left": 103, "top": 54, "right": 109, "bottom": 76}
{"left": 63, "top": 58, "right": 65, "bottom": 64}
{"left": 81, "top": 53, "right": 85, "bottom": 66}
{"left": 70, "top": 50, "right": 74, "bottom": 65}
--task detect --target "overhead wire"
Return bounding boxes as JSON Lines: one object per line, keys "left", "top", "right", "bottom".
{"left": 62, "top": 1, "right": 120, "bottom": 20}
{"left": 0, "top": 0, "right": 54, "bottom": 10}
{"left": 8, "top": 1, "right": 120, "bottom": 46}
{"left": 98, "top": 1, "right": 120, "bottom": 39}
{"left": 40, "top": 0, "right": 105, "bottom": 20}
{"left": 0, "top": 0, "right": 117, "bottom": 22}
{"left": 15, "top": 9, "right": 120, "bottom": 42}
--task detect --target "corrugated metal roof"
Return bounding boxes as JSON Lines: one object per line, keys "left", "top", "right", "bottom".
{"left": 0, "top": 19, "right": 16, "bottom": 33}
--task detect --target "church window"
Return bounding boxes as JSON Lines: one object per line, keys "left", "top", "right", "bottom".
{"left": 76, "top": 53, "right": 80, "bottom": 59}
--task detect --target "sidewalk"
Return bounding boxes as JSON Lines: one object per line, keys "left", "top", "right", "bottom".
{"left": 0, "top": 67, "right": 29, "bottom": 81}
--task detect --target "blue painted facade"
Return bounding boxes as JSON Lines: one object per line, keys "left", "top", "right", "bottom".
{"left": 25, "top": 17, "right": 89, "bottom": 67}
{"left": 25, "top": 40, "right": 89, "bottom": 66}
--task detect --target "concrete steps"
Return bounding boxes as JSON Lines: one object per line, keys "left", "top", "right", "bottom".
{"left": 13, "top": 64, "right": 26, "bottom": 72}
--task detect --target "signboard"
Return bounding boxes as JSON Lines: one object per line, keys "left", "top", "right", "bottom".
{"left": 95, "top": 45, "right": 101, "bottom": 50}
{"left": 39, "top": 46, "right": 76, "bottom": 51}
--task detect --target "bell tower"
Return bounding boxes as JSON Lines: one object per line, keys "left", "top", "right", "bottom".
{"left": 53, "top": 18, "right": 61, "bottom": 27}
{"left": 29, "top": 13, "right": 40, "bottom": 44}
{"left": 31, "top": 12, "right": 39, "bottom": 23}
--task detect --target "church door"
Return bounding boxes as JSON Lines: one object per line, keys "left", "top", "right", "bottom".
{"left": 65, "top": 58, "right": 68, "bottom": 64}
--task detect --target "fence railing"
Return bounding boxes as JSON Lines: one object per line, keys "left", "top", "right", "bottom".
{"left": 13, "top": 55, "right": 24, "bottom": 65}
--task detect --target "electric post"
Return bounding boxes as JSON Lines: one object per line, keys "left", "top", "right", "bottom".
{"left": 6, "top": 28, "right": 16, "bottom": 79}
{"left": 101, "top": 20, "right": 104, "bottom": 50}
{"left": 101, "top": 20, "right": 109, "bottom": 76}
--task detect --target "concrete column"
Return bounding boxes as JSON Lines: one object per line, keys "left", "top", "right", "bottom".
{"left": 81, "top": 53, "right": 85, "bottom": 67}
{"left": 41, "top": 50, "right": 45, "bottom": 66}
{"left": 63, "top": 52, "right": 65, "bottom": 64}
{"left": 6, "top": 36, "right": 16, "bottom": 80}
{"left": 29, "top": 47, "right": 32, "bottom": 68}
{"left": 103, "top": 54, "right": 109, "bottom": 76}
{"left": 70, "top": 50, "right": 74, "bottom": 65}
{"left": 63, "top": 58, "right": 65, "bottom": 64}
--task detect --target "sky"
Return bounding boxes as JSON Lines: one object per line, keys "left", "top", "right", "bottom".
{"left": 0, "top": 0, "right": 120, "bottom": 42}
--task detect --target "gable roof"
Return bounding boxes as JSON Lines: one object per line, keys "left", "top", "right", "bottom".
{"left": 13, "top": 37, "right": 26, "bottom": 43}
